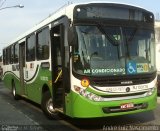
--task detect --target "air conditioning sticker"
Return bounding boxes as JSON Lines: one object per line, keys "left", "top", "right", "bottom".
{"left": 83, "top": 62, "right": 148, "bottom": 75}
{"left": 83, "top": 68, "right": 125, "bottom": 74}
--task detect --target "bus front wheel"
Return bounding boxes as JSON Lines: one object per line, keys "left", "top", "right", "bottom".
{"left": 41, "top": 91, "right": 57, "bottom": 119}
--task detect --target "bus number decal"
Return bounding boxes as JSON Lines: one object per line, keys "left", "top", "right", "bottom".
{"left": 40, "top": 76, "right": 48, "bottom": 81}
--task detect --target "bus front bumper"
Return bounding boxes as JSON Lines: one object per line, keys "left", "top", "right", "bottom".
{"left": 66, "top": 90, "right": 157, "bottom": 118}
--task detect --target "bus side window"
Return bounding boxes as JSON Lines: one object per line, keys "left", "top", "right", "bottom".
{"left": 11, "top": 45, "right": 14, "bottom": 64}
{"left": 3, "top": 49, "right": 6, "bottom": 65}
{"left": 26, "top": 34, "right": 36, "bottom": 62}
{"left": 51, "top": 26, "right": 62, "bottom": 67}
{"left": 6, "top": 47, "right": 10, "bottom": 65}
{"left": 14, "top": 43, "right": 19, "bottom": 63}
{"left": 37, "top": 27, "right": 49, "bottom": 60}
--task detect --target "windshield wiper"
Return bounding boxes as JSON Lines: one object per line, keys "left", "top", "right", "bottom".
{"left": 126, "top": 28, "right": 138, "bottom": 42}
{"left": 97, "top": 24, "right": 120, "bottom": 46}
{"left": 124, "top": 27, "right": 138, "bottom": 58}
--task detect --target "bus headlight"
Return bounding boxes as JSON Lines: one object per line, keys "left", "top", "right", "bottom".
{"left": 74, "top": 85, "right": 103, "bottom": 101}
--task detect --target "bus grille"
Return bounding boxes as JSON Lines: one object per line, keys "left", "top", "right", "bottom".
{"left": 100, "top": 92, "right": 146, "bottom": 98}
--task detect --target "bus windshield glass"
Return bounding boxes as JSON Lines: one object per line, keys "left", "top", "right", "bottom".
{"left": 73, "top": 25, "right": 156, "bottom": 76}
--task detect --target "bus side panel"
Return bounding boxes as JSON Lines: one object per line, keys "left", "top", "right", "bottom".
{"left": 3, "top": 70, "right": 22, "bottom": 96}
{"left": 3, "top": 64, "right": 18, "bottom": 89}
{"left": 25, "top": 67, "right": 52, "bottom": 104}
{"left": 3, "top": 72, "right": 13, "bottom": 90}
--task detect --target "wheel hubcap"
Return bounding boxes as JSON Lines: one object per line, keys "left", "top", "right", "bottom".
{"left": 13, "top": 88, "right": 16, "bottom": 96}
{"left": 46, "top": 98, "right": 55, "bottom": 114}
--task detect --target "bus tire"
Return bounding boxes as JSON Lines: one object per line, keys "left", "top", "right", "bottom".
{"left": 41, "top": 91, "right": 57, "bottom": 119}
{"left": 12, "top": 82, "right": 20, "bottom": 100}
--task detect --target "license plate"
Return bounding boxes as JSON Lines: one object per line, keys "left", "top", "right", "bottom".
{"left": 121, "top": 103, "right": 134, "bottom": 110}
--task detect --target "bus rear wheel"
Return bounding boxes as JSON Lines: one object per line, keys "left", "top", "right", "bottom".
{"left": 12, "top": 82, "right": 20, "bottom": 100}
{"left": 41, "top": 91, "right": 57, "bottom": 119}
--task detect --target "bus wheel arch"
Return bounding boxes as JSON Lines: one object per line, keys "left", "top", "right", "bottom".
{"left": 41, "top": 85, "right": 57, "bottom": 119}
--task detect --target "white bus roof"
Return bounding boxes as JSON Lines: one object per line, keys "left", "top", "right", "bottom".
{"left": 8, "top": 1, "right": 149, "bottom": 46}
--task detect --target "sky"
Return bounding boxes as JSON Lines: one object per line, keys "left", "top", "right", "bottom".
{"left": 0, "top": 0, "right": 160, "bottom": 55}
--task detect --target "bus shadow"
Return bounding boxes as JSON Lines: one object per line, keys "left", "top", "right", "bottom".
{"left": 60, "top": 111, "right": 155, "bottom": 130}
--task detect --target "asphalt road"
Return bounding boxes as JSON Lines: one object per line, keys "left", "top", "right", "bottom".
{"left": 0, "top": 82, "right": 160, "bottom": 131}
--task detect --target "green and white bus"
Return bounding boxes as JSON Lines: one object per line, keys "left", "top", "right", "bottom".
{"left": 2, "top": 2, "right": 157, "bottom": 118}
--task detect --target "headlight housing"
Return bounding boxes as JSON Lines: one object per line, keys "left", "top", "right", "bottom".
{"left": 145, "top": 87, "right": 155, "bottom": 96}
{"left": 74, "top": 85, "right": 103, "bottom": 101}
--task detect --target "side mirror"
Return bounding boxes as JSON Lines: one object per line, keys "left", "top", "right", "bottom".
{"left": 68, "top": 27, "right": 77, "bottom": 46}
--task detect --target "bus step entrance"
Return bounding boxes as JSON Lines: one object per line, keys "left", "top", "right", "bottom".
{"left": 54, "top": 81, "right": 63, "bottom": 108}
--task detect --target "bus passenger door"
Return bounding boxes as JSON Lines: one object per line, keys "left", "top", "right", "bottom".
{"left": 19, "top": 42, "right": 26, "bottom": 95}
{"left": 51, "top": 17, "right": 70, "bottom": 113}
{"left": 51, "top": 24, "right": 64, "bottom": 110}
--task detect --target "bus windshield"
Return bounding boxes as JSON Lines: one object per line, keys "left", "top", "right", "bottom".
{"left": 73, "top": 25, "right": 156, "bottom": 76}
